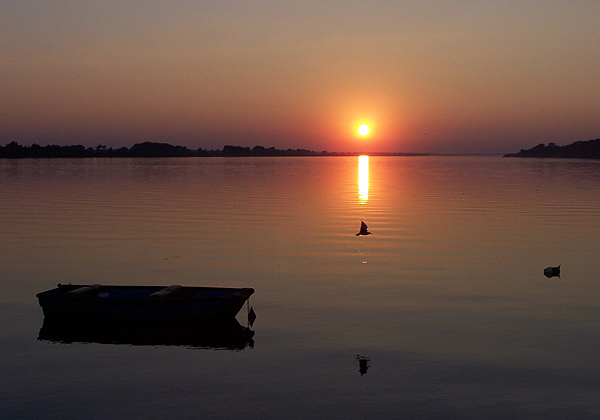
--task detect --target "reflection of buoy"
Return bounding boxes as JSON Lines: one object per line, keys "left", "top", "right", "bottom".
{"left": 543, "top": 265, "right": 561, "bottom": 278}
{"left": 356, "top": 355, "right": 370, "bottom": 376}
{"left": 248, "top": 306, "right": 256, "bottom": 327}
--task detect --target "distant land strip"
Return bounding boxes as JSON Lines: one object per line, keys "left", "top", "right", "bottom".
{"left": 0, "top": 142, "right": 427, "bottom": 159}
{"left": 504, "top": 138, "right": 600, "bottom": 160}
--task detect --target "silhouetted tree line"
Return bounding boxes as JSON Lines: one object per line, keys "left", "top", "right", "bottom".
{"left": 0, "top": 141, "right": 326, "bottom": 159}
{"left": 504, "top": 139, "right": 600, "bottom": 159}
{"left": 221, "top": 145, "right": 319, "bottom": 157}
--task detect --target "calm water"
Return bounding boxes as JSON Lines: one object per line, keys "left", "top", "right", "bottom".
{"left": 1, "top": 156, "right": 599, "bottom": 419}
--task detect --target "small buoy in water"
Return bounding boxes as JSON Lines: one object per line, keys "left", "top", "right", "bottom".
{"left": 543, "top": 265, "right": 561, "bottom": 278}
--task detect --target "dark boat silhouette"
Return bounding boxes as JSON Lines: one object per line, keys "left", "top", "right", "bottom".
{"left": 37, "top": 284, "right": 254, "bottom": 322}
{"left": 356, "top": 221, "right": 371, "bottom": 236}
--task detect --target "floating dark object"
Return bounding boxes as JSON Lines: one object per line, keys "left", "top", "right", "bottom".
{"left": 543, "top": 265, "right": 561, "bottom": 278}
{"left": 356, "top": 355, "right": 370, "bottom": 376}
{"left": 37, "top": 284, "right": 254, "bottom": 322}
{"left": 356, "top": 221, "right": 371, "bottom": 236}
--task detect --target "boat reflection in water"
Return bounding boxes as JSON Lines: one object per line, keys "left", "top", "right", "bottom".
{"left": 38, "top": 317, "right": 254, "bottom": 350}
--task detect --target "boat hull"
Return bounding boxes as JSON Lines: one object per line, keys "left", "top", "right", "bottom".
{"left": 37, "top": 284, "right": 254, "bottom": 322}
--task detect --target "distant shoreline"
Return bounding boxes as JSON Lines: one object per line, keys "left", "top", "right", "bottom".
{"left": 5, "top": 138, "right": 599, "bottom": 159}
{"left": 504, "top": 138, "right": 600, "bottom": 160}
{"left": 0, "top": 141, "right": 429, "bottom": 159}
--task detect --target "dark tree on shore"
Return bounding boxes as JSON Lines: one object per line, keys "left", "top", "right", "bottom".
{"left": 0, "top": 141, "right": 318, "bottom": 158}
{"left": 1, "top": 141, "right": 427, "bottom": 159}
{"left": 504, "top": 139, "right": 600, "bottom": 160}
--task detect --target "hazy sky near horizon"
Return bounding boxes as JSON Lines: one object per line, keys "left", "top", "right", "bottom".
{"left": 2, "top": 1, "right": 600, "bottom": 154}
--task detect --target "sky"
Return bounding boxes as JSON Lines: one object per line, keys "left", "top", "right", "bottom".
{"left": 2, "top": 0, "right": 600, "bottom": 154}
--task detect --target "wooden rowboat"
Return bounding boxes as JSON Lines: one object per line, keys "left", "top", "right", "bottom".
{"left": 37, "top": 284, "right": 254, "bottom": 322}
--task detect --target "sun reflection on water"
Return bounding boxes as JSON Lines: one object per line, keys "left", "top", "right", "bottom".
{"left": 358, "top": 155, "right": 369, "bottom": 203}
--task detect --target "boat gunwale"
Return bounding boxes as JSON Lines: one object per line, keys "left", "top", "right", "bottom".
{"left": 36, "top": 284, "right": 255, "bottom": 301}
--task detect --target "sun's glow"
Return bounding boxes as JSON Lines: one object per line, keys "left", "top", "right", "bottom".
{"left": 358, "top": 124, "right": 370, "bottom": 136}
{"left": 358, "top": 155, "right": 369, "bottom": 202}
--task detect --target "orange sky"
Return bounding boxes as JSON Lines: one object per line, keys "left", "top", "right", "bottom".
{"left": 2, "top": 1, "right": 599, "bottom": 154}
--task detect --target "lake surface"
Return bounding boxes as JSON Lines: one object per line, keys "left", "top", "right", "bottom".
{"left": 1, "top": 156, "right": 599, "bottom": 419}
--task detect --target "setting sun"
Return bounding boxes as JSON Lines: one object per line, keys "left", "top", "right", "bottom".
{"left": 358, "top": 124, "right": 370, "bottom": 136}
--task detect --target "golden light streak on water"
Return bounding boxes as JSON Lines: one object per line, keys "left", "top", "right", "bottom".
{"left": 358, "top": 155, "right": 369, "bottom": 203}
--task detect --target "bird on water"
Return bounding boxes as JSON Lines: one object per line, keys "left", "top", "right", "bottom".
{"left": 356, "top": 221, "right": 371, "bottom": 236}
{"left": 543, "top": 265, "right": 560, "bottom": 278}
